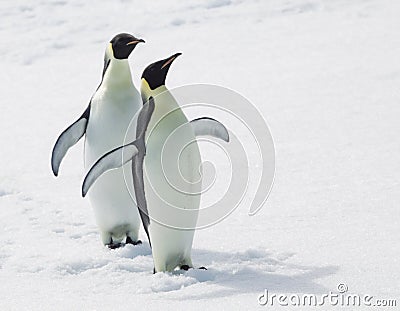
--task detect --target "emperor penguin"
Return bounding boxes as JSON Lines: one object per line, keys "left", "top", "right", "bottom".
{"left": 81, "top": 53, "right": 230, "bottom": 272}
{"left": 51, "top": 33, "right": 145, "bottom": 248}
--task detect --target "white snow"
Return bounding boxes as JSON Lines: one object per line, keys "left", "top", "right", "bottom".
{"left": 1, "top": 0, "right": 400, "bottom": 310}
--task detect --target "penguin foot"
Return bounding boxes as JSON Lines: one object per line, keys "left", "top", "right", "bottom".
{"left": 126, "top": 236, "right": 142, "bottom": 246}
{"left": 107, "top": 242, "right": 122, "bottom": 249}
{"left": 179, "top": 265, "right": 206, "bottom": 271}
{"left": 180, "top": 264, "right": 191, "bottom": 271}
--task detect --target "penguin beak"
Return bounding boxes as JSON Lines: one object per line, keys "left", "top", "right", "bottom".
{"left": 126, "top": 38, "right": 145, "bottom": 46}
{"left": 161, "top": 53, "right": 182, "bottom": 70}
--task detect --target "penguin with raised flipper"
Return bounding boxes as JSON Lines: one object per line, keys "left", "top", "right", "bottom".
{"left": 82, "top": 53, "right": 229, "bottom": 271}
{"left": 51, "top": 33, "right": 145, "bottom": 248}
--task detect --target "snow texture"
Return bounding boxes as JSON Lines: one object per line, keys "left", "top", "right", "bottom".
{"left": 1, "top": 0, "right": 400, "bottom": 310}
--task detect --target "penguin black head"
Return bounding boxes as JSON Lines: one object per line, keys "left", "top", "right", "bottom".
{"left": 110, "top": 33, "right": 145, "bottom": 59}
{"left": 141, "top": 53, "right": 182, "bottom": 90}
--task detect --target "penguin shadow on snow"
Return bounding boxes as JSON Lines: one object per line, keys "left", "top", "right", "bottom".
{"left": 152, "top": 247, "right": 338, "bottom": 298}
{"left": 109, "top": 242, "right": 338, "bottom": 297}
{"left": 56, "top": 241, "right": 152, "bottom": 276}
{"left": 56, "top": 238, "right": 337, "bottom": 296}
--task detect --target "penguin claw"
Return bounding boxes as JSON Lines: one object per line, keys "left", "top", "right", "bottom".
{"left": 107, "top": 242, "right": 122, "bottom": 249}
{"left": 179, "top": 265, "right": 207, "bottom": 271}
{"left": 126, "top": 237, "right": 142, "bottom": 246}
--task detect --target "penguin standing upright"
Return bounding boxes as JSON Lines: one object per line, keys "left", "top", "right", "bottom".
{"left": 51, "top": 33, "right": 145, "bottom": 248}
{"left": 138, "top": 53, "right": 202, "bottom": 271}
{"left": 82, "top": 53, "right": 230, "bottom": 272}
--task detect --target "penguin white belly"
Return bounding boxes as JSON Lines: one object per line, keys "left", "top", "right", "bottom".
{"left": 85, "top": 88, "right": 141, "bottom": 243}
{"left": 144, "top": 93, "right": 202, "bottom": 271}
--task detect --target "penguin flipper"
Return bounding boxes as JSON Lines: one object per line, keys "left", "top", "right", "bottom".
{"left": 190, "top": 117, "right": 230, "bottom": 142}
{"left": 82, "top": 143, "right": 139, "bottom": 197}
{"left": 51, "top": 105, "right": 90, "bottom": 176}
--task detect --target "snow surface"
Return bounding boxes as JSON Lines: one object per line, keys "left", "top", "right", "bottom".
{"left": 1, "top": 0, "right": 400, "bottom": 310}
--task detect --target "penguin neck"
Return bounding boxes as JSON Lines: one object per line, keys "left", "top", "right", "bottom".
{"left": 102, "top": 58, "right": 134, "bottom": 90}
{"left": 140, "top": 79, "right": 167, "bottom": 103}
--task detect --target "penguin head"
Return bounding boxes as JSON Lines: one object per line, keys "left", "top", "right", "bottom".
{"left": 109, "top": 33, "right": 145, "bottom": 60}
{"left": 141, "top": 53, "right": 182, "bottom": 90}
